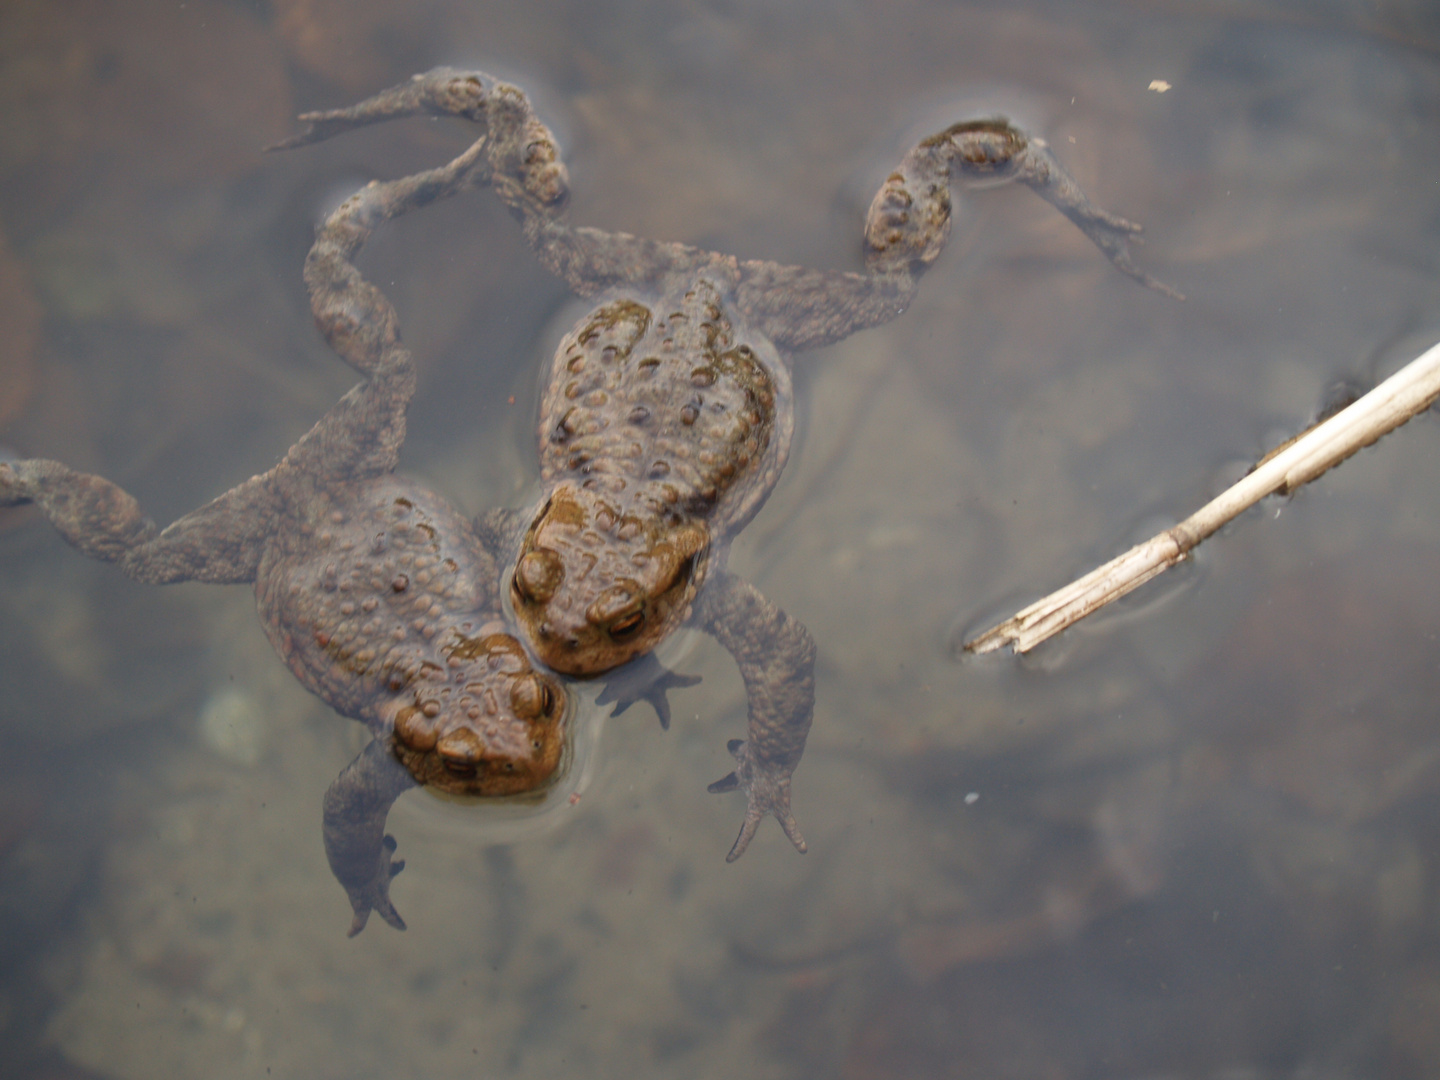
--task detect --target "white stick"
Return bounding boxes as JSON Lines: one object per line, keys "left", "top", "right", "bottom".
{"left": 964, "top": 339, "right": 1440, "bottom": 656}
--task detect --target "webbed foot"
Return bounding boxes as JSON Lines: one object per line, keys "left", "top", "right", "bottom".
{"left": 707, "top": 739, "right": 807, "bottom": 862}
{"left": 1049, "top": 201, "right": 1183, "bottom": 300}
{"left": 265, "top": 68, "right": 488, "bottom": 152}
{"left": 341, "top": 833, "right": 407, "bottom": 938}
{"left": 1008, "top": 137, "right": 1184, "bottom": 300}
{"left": 596, "top": 652, "right": 701, "bottom": 730}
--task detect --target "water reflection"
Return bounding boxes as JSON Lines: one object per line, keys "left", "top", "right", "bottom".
{"left": 2, "top": 1, "right": 1440, "bottom": 1078}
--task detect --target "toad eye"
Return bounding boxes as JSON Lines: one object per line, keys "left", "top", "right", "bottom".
{"left": 511, "top": 672, "right": 560, "bottom": 719}
{"left": 608, "top": 611, "right": 645, "bottom": 641}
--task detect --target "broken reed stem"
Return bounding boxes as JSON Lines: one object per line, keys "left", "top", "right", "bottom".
{"left": 964, "top": 338, "right": 1440, "bottom": 656}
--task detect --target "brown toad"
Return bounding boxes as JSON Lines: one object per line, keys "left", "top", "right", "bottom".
{"left": 275, "top": 69, "right": 1176, "bottom": 861}
{"left": 0, "top": 141, "right": 567, "bottom": 936}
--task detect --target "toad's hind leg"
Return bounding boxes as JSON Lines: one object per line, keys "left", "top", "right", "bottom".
{"left": 864, "top": 119, "right": 1180, "bottom": 297}
{"left": 271, "top": 69, "right": 567, "bottom": 268}
{"left": 272, "top": 68, "right": 718, "bottom": 303}
{"left": 0, "top": 460, "right": 270, "bottom": 584}
{"left": 735, "top": 118, "right": 1180, "bottom": 352}
{"left": 281, "top": 125, "right": 504, "bottom": 480}
{"left": 270, "top": 68, "right": 565, "bottom": 217}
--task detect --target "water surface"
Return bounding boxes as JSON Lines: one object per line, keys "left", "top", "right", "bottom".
{"left": 3, "top": 2, "right": 1440, "bottom": 1077}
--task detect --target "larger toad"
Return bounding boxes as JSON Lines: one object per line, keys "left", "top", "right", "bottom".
{"left": 0, "top": 139, "right": 566, "bottom": 936}
{"left": 276, "top": 70, "right": 1176, "bottom": 861}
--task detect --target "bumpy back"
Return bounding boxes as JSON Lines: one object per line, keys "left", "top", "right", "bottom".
{"left": 537, "top": 280, "right": 792, "bottom": 538}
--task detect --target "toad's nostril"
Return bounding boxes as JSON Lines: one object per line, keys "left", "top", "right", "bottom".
{"left": 510, "top": 673, "right": 550, "bottom": 719}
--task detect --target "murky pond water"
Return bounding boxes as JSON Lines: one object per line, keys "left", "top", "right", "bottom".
{"left": 3, "top": 2, "right": 1440, "bottom": 1077}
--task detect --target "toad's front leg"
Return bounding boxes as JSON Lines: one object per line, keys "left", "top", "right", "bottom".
{"left": 692, "top": 571, "right": 816, "bottom": 862}
{"left": 322, "top": 738, "right": 418, "bottom": 936}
